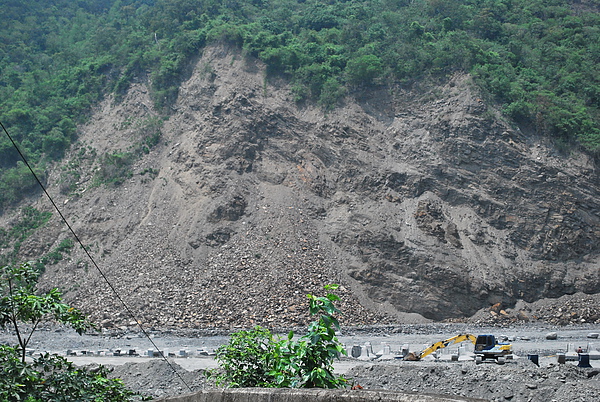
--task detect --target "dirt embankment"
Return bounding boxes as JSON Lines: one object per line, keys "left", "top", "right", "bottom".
{"left": 2, "top": 44, "right": 599, "bottom": 329}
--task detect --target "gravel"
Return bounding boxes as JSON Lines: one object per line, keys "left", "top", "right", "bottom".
{"left": 3, "top": 323, "right": 599, "bottom": 400}
{"left": 347, "top": 358, "right": 600, "bottom": 402}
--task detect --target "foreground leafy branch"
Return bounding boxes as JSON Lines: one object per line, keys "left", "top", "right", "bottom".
{"left": 0, "top": 346, "right": 141, "bottom": 401}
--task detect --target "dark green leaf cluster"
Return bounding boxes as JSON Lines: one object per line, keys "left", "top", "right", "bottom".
{"left": 0, "top": 345, "right": 144, "bottom": 401}
{"left": 209, "top": 284, "right": 347, "bottom": 389}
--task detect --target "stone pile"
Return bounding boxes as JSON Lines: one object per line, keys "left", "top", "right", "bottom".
{"left": 347, "top": 358, "right": 600, "bottom": 402}
{"left": 466, "top": 292, "right": 600, "bottom": 326}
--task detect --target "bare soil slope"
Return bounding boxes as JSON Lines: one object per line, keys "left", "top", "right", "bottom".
{"left": 7, "top": 45, "right": 600, "bottom": 329}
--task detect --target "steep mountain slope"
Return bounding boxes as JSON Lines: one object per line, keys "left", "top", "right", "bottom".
{"left": 11, "top": 46, "right": 600, "bottom": 328}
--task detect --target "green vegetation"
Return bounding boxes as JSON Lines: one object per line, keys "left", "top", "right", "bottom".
{"left": 0, "top": 207, "right": 52, "bottom": 267}
{"left": 0, "top": 262, "right": 144, "bottom": 401}
{"left": 0, "top": 348, "right": 142, "bottom": 401}
{"left": 0, "top": 206, "right": 79, "bottom": 272}
{"left": 1, "top": 1, "right": 598, "bottom": 209}
{"left": 209, "top": 284, "right": 347, "bottom": 389}
{"left": 38, "top": 237, "right": 75, "bottom": 267}
{"left": 0, "top": 262, "right": 94, "bottom": 362}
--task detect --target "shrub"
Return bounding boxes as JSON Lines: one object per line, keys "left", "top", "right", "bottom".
{"left": 0, "top": 345, "right": 143, "bottom": 401}
{"left": 212, "top": 326, "right": 278, "bottom": 387}
{"left": 209, "top": 284, "right": 348, "bottom": 389}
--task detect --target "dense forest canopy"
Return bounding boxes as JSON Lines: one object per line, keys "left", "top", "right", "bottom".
{"left": 0, "top": 0, "right": 599, "bottom": 210}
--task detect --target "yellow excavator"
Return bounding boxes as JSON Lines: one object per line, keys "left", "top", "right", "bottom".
{"left": 404, "top": 334, "right": 512, "bottom": 364}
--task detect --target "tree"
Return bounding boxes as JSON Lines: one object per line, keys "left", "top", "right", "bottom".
{"left": 209, "top": 284, "right": 348, "bottom": 389}
{"left": 345, "top": 54, "right": 383, "bottom": 86}
{"left": 271, "top": 284, "right": 348, "bottom": 388}
{"left": 0, "top": 262, "right": 143, "bottom": 401}
{"left": 0, "top": 262, "right": 94, "bottom": 362}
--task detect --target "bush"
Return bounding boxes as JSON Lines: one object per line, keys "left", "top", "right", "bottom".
{"left": 209, "top": 284, "right": 347, "bottom": 389}
{"left": 211, "top": 326, "right": 278, "bottom": 387}
{"left": 0, "top": 346, "right": 143, "bottom": 401}
{"left": 95, "top": 151, "right": 135, "bottom": 185}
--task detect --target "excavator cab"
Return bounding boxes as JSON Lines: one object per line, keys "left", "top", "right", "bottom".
{"left": 475, "top": 335, "right": 496, "bottom": 351}
{"left": 474, "top": 334, "right": 512, "bottom": 364}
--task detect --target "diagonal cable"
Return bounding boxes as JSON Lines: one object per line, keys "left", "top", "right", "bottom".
{"left": 0, "top": 120, "right": 193, "bottom": 393}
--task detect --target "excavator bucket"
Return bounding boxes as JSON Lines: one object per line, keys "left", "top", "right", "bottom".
{"left": 403, "top": 352, "right": 420, "bottom": 361}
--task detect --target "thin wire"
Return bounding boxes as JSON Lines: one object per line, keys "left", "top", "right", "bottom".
{"left": 0, "top": 120, "right": 193, "bottom": 393}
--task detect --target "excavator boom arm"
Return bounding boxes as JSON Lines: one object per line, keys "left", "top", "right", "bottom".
{"left": 417, "top": 334, "right": 476, "bottom": 359}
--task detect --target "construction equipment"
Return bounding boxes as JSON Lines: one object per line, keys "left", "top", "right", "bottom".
{"left": 473, "top": 334, "right": 512, "bottom": 364}
{"left": 404, "top": 333, "right": 512, "bottom": 364}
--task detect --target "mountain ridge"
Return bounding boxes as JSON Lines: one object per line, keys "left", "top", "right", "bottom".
{"left": 5, "top": 45, "right": 599, "bottom": 329}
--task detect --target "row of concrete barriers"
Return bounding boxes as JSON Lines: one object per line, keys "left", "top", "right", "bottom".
{"left": 153, "top": 388, "right": 488, "bottom": 402}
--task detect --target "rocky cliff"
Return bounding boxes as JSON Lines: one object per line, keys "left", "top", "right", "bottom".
{"left": 7, "top": 46, "right": 600, "bottom": 329}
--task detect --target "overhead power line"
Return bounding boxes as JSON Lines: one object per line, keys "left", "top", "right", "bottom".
{"left": 0, "top": 119, "right": 193, "bottom": 393}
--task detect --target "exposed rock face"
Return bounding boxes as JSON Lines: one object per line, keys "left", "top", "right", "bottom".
{"left": 7, "top": 45, "right": 600, "bottom": 328}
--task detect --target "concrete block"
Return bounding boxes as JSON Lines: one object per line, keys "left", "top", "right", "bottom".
{"left": 357, "top": 345, "right": 371, "bottom": 361}
{"left": 377, "top": 343, "right": 394, "bottom": 360}
{"left": 578, "top": 353, "right": 592, "bottom": 368}
{"left": 400, "top": 344, "right": 410, "bottom": 358}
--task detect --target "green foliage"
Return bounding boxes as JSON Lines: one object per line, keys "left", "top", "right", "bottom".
{"left": 38, "top": 237, "right": 75, "bottom": 267}
{"left": 0, "top": 346, "right": 143, "bottom": 401}
{"left": 0, "top": 163, "right": 46, "bottom": 212}
{"left": 95, "top": 151, "right": 135, "bottom": 186}
{"left": 0, "top": 262, "right": 95, "bottom": 362}
{"left": 346, "top": 54, "right": 383, "bottom": 86}
{"left": 270, "top": 284, "right": 348, "bottom": 389}
{"left": 0, "top": 261, "right": 142, "bottom": 400}
{"left": 137, "top": 116, "right": 164, "bottom": 154}
{"left": 209, "top": 284, "right": 347, "bottom": 389}
{"left": 0, "top": 207, "right": 52, "bottom": 267}
{"left": 211, "top": 326, "right": 278, "bottom": 387}
{"left": 8, "top": 207, "right": 52, "bottom": 242}
{"left": 1, "top": 0, "right": 599, "bottom": 208}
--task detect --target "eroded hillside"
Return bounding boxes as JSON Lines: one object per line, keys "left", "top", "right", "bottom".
{"left": 7, "top": 46, "right": 600, "bottom": 329}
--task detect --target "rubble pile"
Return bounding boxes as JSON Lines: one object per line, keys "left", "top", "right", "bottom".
{"left": 348, "top": 359, "right": 600, "bottom": 402}
{"left": 14, "top": 46, "right": 598, "bottom": 328}
{"left": 466, "top": 293, "right": 600, "bottom": 326}
{"left": 528, "top": 294, "right": 600, "bottom": 325}
{"left": 108, "top": 360, "right": 207, "bottom": 399}
{"left": 107, "top": 357, "right": 600, "bottom": 401}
